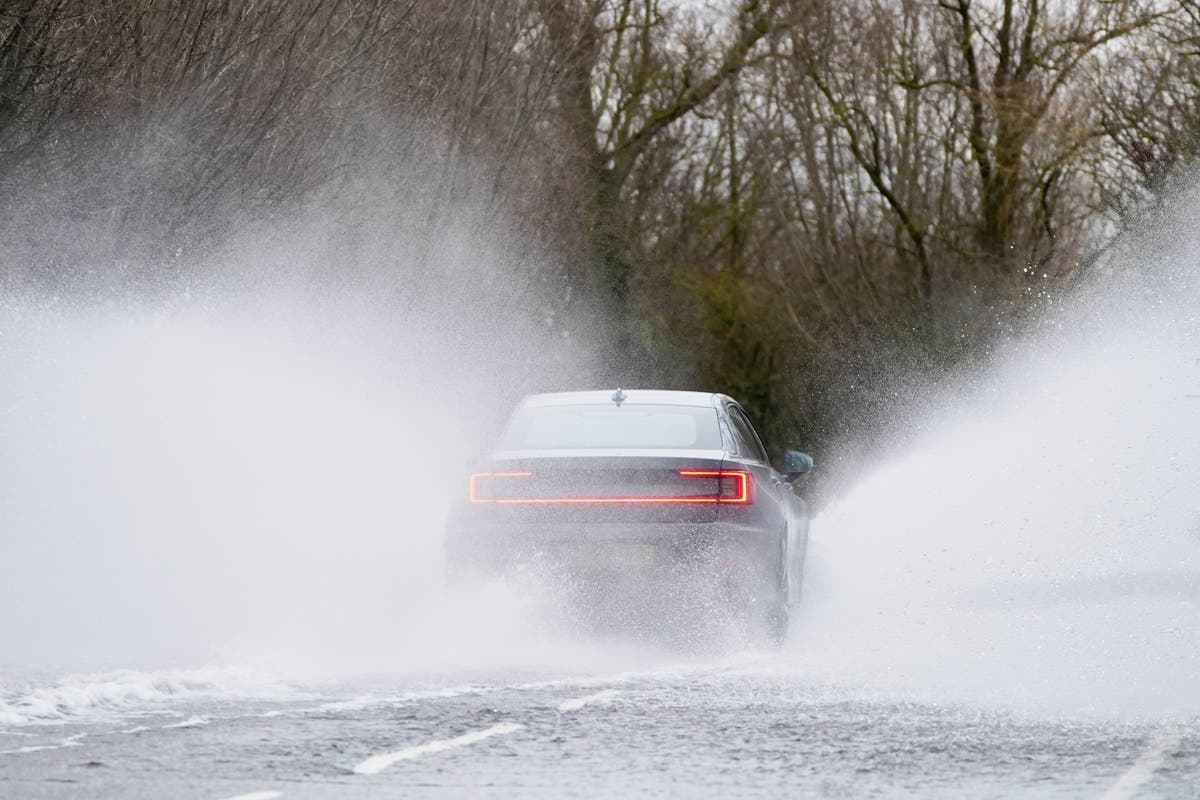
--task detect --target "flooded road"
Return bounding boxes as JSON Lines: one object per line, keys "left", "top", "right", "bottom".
{"left": 2, "top": 655, "right": 1196, "bottom": 799}
{"left": 3, "top": 200, "right": 1200, "bottom": 799}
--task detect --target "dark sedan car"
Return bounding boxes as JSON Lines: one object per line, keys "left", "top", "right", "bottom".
{"left": 444, "top": 389, "right": 813, "bottom": 640}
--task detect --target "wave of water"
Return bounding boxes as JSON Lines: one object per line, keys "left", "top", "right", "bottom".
{"left": 789, "top": 191, "right": 1200, "bottom": 719}
{"left": 0, "top": 666, "right": 307, "bottom": 727}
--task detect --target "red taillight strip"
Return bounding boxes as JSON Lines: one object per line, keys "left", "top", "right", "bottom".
{"left": 493, "top": 495, "right": 720, "bottom": 505}
{"left": 468, "top": 471, "right": 533, "bottom": 503}
{"left": 678, "top": 469, "right": 751, "bottom": 504}
{"left": 468, "top": 469, "right": 751, "bottom": 504}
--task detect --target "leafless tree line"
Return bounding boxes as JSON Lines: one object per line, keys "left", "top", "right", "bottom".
{"left": 1, "top": 0, "right": 1196, "bottom": 459}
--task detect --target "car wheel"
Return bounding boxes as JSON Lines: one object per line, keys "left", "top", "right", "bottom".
{"left": 763, "top": 581, "right": 789, "bottom": 644}
{"left": 764, "top": 533, "right": 790, "bottom": 643}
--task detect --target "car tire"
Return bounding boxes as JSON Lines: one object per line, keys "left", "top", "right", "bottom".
{"left": 763, "top": 580, "right": 789, "bottom": 645}
{"left": 761, "top": 533, "right": 790, "bottom": 644}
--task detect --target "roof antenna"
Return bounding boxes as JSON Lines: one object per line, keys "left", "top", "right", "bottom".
{"left": 611, "top": 388, "right": 626, "bottom": 406}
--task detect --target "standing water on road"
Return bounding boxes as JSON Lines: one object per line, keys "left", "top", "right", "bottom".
{"left": 1, "top": 188, "right": 1199, "bottom": 797}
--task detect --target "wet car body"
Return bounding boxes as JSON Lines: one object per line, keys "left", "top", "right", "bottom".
{"left": 444, "top": 390, "right": 813, "bottom": 638}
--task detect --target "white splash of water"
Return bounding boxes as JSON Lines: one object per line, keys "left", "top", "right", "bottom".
{"left": 791, "top": 190, "right": 1200, "bottom": 719}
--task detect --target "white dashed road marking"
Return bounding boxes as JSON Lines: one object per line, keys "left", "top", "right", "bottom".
{"left": 353, "top": 722, "right": 524, "bottom": 775}
{"left": 215, "top": 792, "right": 282, "bottom": 800}
{"left": 557, "top": 689, "right": 619, "bottom": 713}
{"left": 1100, "top": 729, "right": 1184, "bottom": 800}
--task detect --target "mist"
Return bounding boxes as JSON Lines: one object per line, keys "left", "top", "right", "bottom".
{"left": 790, "top": 186, "right": 1200, "bottom": 719}
{"left": 2, "top": 154, "right": 1200, "bottom": 728}
{"left": 0, "top": 166, "right": 605, "bottom": 675}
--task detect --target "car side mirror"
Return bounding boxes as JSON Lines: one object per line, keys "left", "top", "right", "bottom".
{"left": 783, "top": 450, "right": 814, "bottom": 478}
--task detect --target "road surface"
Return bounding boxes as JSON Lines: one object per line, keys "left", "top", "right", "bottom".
{"left": 2, "top": 651, "right": 1195, "bottom": 799}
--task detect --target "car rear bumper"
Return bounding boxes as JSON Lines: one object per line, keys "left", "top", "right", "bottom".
{"left": 444, "top": 519, "right": 781, "bottom": 586}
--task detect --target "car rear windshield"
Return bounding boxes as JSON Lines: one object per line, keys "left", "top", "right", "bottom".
{"left": 498, "top": 404, "right": 722, "bottom": 450}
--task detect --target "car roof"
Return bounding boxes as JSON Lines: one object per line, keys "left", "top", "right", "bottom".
{"left": 518, "top": 390, "right": 726, "bottom": 409}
